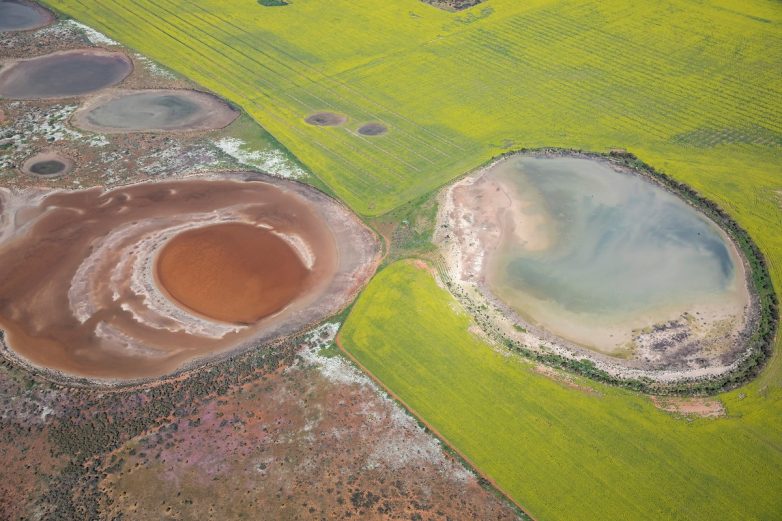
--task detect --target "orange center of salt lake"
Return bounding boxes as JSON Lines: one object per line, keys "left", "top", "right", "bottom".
{"left": 156, "top": 222, "right": 309, "bottom": 324}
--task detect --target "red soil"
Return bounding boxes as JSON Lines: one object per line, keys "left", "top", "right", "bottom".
{"left": 157, "top": 223, "right": 308, "bottom": 324}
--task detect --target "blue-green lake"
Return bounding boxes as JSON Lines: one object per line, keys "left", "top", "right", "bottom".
{"left": 484, "top": 156, "right": 748, "bottom": 353}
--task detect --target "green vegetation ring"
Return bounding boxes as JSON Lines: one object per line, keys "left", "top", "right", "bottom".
{"left": 434, "top": 149, "right": 777, "bottom": 395}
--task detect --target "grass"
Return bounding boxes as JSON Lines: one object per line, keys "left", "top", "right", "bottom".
{"left": 216, "top": 113, "right": 332, "bottom": 193}
{"left": 340, "top": 262, "right": 782, "bottom": 521}
{"left": 38, "top": 1, "right": 782, "bottom": 519}
{"left": 370, "top": 189, "right": 440, "bottom": 267}
{"left": 42, "top": 0, "right": 781, "bottom": 218}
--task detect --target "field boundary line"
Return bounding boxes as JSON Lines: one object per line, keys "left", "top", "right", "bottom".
{"left": 335, "top": 329, "right": 537, "bottom": 521}
{"left": 91, "top": 0, "right": 407, "bottom": 181}
{"left": 143, "top": 0, "right": 432, "bottom": 171}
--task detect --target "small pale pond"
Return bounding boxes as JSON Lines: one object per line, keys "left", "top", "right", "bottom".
{"left": 0, "top": 50, "right": 132, "bottom": 99}
{"left": 0, "top": 1, "right": 53, "bottom": 32}
{"left": 72, "top": 90, "right": 238, "bottom": 133}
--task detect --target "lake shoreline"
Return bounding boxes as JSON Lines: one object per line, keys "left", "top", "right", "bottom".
{"left": 435, "top": 148, "right": 773, "bottom": 394}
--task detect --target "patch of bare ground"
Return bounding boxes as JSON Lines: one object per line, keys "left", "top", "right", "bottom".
{"left": 357, "top": 122, "right": 387, "bottom": 136}
{"left": 96, "top": 329, "right": 522, "bottom": 520}
{"left": 650, "top": 396, "right": 726, "bottom": 418}
{"left": 0, "top": 363, "right": 72, "bottom": 520}
{"left": 423, "top": 0, "right": 483, "bottom": 12}
{"left": 304, "top": 111, "right": 346, "bottom": 127}
{"left": 412, "top": 258, "right": 437, "bottom": 275}
{"left": 533, "top": 364, "right": 601, "bottom": 396}
{"left": 0, "top": 18, "right": 84, "bottom": 60}
{"left": 0, "top": 426, "right": 63, "bottom": 520}
{"left": 0, "top": 321, "right": 521, "bottom": 519}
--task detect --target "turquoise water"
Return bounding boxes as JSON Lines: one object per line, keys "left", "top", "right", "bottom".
{"left": 486, "top": 156, "right": 743, "bottom": 343}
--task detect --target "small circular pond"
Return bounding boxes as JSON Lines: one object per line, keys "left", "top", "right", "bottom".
{"left": 0, "top": 0, "right": 54, "bottom": 32}
{"left": 305, "top": 112, "right": 346, "bottom": 127}
{"left": 357, "top": 123, "right": 388, "bottom": 136}
{"left": 20, "top": 150, "right": 74, "bottom": 177}
{"left": 0, "top": 49, "right": 132, "bottom": 99}
{"left": 72, "top": 89, "right": 238, "bottom": 133}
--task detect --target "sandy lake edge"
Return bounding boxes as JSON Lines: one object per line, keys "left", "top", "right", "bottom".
{"left": 434, "top": 148, "right": 776, "bottom": 394}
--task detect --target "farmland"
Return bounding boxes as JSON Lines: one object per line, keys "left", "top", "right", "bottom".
{"left": 25, "top": 0, "right": 782, "bottom": 519}
{"left": 42, "top": 0, "right": 781, "bottom": 216}
{"left": 340, "top": 262, "right": 782, "bottom": 520}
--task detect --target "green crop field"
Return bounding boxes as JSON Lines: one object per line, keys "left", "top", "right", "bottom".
{"left": 41, "top": 0, "right": 782, "bottom": 519}
{"left": 340, "top": 262, "right": 782, "bottom": 521}
{"left": 44, "top": 0, "right": 781, "bottom": 217}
